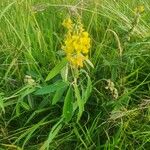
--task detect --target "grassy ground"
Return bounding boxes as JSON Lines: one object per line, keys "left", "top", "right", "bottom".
{"left": 0, "top": 0, "right": 150, "bottom": 149}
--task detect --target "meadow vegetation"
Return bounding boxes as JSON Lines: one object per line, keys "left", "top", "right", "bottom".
{"left": 0, "top": 0, "right": 150, "bottom": 149}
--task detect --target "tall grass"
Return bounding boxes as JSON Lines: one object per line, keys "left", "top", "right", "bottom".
{"left": 0, "top": 0, "right": 150, "bottom": 149}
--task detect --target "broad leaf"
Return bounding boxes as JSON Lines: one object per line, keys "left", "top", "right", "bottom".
{"left": 34, "top": 80, "right": 68, "bottom": 95}
{"left": 63, "top": 86, "right": 73, "bottom": 122}
{"left": 45, "top": 58, "right": 67, "bottom": 81}
{"left": 52, "top": 86, "right": 67, "bottom": 105}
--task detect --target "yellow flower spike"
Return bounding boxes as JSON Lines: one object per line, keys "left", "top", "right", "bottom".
{"left": 62, "top": 17, "right": 91, "bottom": 68}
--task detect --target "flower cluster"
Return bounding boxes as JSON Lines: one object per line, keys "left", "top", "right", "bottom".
{"left": 62, "top": 17, "right": 91, "bottom": 68}
{"left": 134, "top": 5, "right": 144, "bottom": 14}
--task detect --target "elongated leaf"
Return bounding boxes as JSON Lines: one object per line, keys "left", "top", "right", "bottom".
{"left": 24, "top": 108, "right": 50, "bottom": 126}
{"left": 74, "top": 83, "right": 84, "bottom": 122}
{"left": 63, "top": 86, "right": 73, "bottom": 122}
{"left": 61, "top": 63, "right": 68, "bottom": 82}
{"left": 14, "top": 116, "right": 49, "bottom": 148}
{"left": 16, "top": 87, "right": 36, "bottom": 116}
{"left": 45, "top": 58, "right": 67, "bottom": 81}
{"left": 52, "top": 86, "right": 68, "bottom": 105}
{"left": 83, "top": 74, "right": 92, "bottom": 104}
{"left": 34, "top": 80, "right": 68, "bottom": 95}
{"left": 0, "top": 93, "right": 5, "bottom": 113}
{"left": 40, "top": 119, "right": 63, "bottom": 150}
{"left": 85, "top": 58, "right": 94, "bottom": 68}
{"left": 21, "top": 101, "right": 30, "bottom": 111}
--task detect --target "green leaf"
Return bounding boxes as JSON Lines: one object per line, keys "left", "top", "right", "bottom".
{"left": 45, "top": 58, "right": 67, "bottom": 81}
{"left": 0, "top": 93, "right": 5, "bottom": 113}
{"left": 85, "top": 58, "right": 94, "bottom": 68}
{"left": 82, "top": 74, "right": 92, "bottom": 104}
{"left": 14, "top": 115, "right": 49, "bottom": 149}
{"left": 74, "top": 83, "right": 84, "bottom": 122}
{"left": 63, "top": 86, "right": 73, "bottom": 122}
{"left": 34, "top": 80, "right": 68, "bottom": 95}
{"left": 15, "top": 87, "right": 35, "bottom": 116}
{"left": 61, "top": 63, "right": 68, "bottom": 82}
{"left": 24, "top": 108, "right": 50, "bottom": 126}
{"left": 40, "top": 119, "right": 63, "bottom": 150}
{"left": 21, "top": 101, "right": 30, "bottom": 111}
{"left": 52, "top": 86, "right": 68, "bottom": 105}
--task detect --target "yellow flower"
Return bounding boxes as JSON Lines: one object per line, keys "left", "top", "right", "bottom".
{"left": 62, "top": 17, "right": 91, "bottom": 68}
{"left": 134, "top": 5, "right": 144, "bottom": 14}
{"left": 62, "top": 18, "right": 73, "bottom": 30}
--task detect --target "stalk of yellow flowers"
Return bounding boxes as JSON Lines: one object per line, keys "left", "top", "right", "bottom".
{"left": 61, "top": 17, "right": 92, "bottom": 122}
{"left": 62, "top": 17, "right": 91, "bottom": 69}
